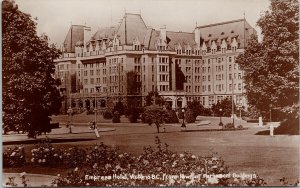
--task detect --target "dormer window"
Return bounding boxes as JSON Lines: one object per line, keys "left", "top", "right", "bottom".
{"left": 156, "top": 38, "right": 166, "bottom": 52}
{"left": 133, "top": 38, "right": 141, "bottom": 51}
{"left": 231, "top": 30, "right": 234, "bottom": 34}
{"left": 175, "top": 44, "right": 182, "bottom": 55}
{"left": 208, "top": 34, "right": 212, "bottom": 37}
{"left": 221, "top": 32, "right": 225, "bottom": 35}
{"left": 186, "top": 45, "right": 192, "bottom": 55}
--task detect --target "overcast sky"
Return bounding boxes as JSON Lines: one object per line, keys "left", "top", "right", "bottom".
{"left": 15, "top": 0, "right": 270, "bottom": 46}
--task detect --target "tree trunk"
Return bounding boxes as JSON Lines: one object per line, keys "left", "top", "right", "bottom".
{"left": 155, "top": 122, "right": 160, "bottom": 133}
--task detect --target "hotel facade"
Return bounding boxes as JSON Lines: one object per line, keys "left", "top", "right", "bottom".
{"left": 54, "top": 13, "right": 257, "bottom": 113}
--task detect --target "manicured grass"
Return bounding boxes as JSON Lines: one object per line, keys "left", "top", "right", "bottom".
{"left": 4, "top": 115, "right": 300, "bottom": 186}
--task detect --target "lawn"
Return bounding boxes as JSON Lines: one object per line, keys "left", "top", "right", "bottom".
{"left": 3, "top": 115, "right": 300, "bottom": 186}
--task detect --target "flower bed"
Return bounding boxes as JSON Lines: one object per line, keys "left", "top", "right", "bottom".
{"left": 4, "top": 137, "right": 268, "bottom": 186}
{"left": 3, "top": 146, "right": 26, "bottom": 168}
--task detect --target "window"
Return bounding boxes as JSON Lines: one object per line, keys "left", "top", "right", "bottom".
{"left": 152, "top": 74, "right": 154, "bottom": 82}
{"left": 229, "top": 74, "right": 232, "bottom": 80}
{"left": 208, "top": 85, "right": 211, "bottom": 92}
{"left": 90, "top": 70, "right": 94, "bottom": 76}
{"left": 229, "top": 57, "right": 232, "bottom": 62}
{"left": 229, "top": 65, "right": 232, "bottom": 71}
{"left": 84, "top": 79, "right": 88, "bottom": 84}
{"left": 238, "top": 73, "right": 242, "bottom": 79}
{"left": 238, "top": 83, "right": 242, "bottom": 90}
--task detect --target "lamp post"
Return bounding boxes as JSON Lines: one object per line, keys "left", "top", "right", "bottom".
{"left": 181, "top": 108, "right": 186, "bottom": 128}
{"left": 94, "top": 86, "right": 101, "bottom": 130}
{"left": 219, "top": 108, "right": 223, "bottom": 128}
{"left": 67, "top": 106, "right": 73, "bottom": 133}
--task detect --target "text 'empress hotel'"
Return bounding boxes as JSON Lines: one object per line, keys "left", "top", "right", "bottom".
{"left": 55, "top": 13, "right": 257, "bottom": 112}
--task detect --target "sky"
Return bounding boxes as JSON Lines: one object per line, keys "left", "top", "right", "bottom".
{"left": 15, "top": 0, "right": 271, "bottom": 46}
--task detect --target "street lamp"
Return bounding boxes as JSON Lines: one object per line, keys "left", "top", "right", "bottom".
{"left": 67, "top": 106, "right": 73, "bottom": 133}
{"left": 94, "top": 86, "right": 101, "bottom": 130}
{"left": 181, "top": 108, "right": 186, "bottom": 128}
{"left": 219, "top": 108, "right": 223, "bottom": 128}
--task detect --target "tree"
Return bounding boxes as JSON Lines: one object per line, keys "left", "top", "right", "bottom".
{"left": 236, "top": 0, "right": 299, "bottom": 119}
{"left": 211, "top": 98, "right": 234, "bottom": 117}
{"left": 113, "top": 101, "right": 125, "bottom": 115}
{"left": 2, "top": 0, "right": 61, "bottom": 138}
{"left": 142, "top": 105, "right": 168, "bottom": 133}
{"left": 187, "top": 100, "right": 204, "bottom": 117}
{"left": 144, "top": 91, "right": 165, "bottom": 106}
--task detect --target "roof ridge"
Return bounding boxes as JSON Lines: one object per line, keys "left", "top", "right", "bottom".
{"left": 197, "top": 19, "right": 245, "bottom": 29}
{"left": 167, "top": 31, "right": 193, "bottom": 34}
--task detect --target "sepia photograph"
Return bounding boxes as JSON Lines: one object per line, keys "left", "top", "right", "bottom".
{"left": 2, "top": 0, "right": 299, "bottom": 187}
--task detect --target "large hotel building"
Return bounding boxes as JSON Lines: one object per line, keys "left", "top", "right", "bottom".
{"left": 54, "top": 13, "right": 257, "bottom": 113}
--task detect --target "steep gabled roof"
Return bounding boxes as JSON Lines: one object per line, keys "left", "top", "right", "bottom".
{"left": 166, "top": 31, "right": 196, "bottom": 50}
{"left": 197, "top": 19, "right": 257, "bottom": 48}
{"left": 63, "top": 25, "right": 84, "bottom": 53}
{"left": 90, "top": 26, "right": 117, "bottom": 41}
{"left": 116, "top": 13, "right": 148, "bottom": 45}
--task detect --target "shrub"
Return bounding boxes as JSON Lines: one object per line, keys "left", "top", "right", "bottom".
{"left": 86, "top": 109, "right": 94, "bottom": 115}
{"left": 31, "top": 142, "right": 55, "bottom": 166}
{"left": 177, "top": 110, "right": 184, "bottom": 119}
{"left": 128, "top": 107, "right": 140, "bottom": 123}
{"left": 112, "top": 111, "right": 121, "bottom": 123}
{"left": 165, "top": 110, "right": 179, "bottom": 124}
{"left": 63, "top": 147, "right": 87, "bottom": 168}
{"left": 187, "top": 100, "right": 204, "bottom": 117}
{"left": 113, "top": 102, "right": 125, "bottom": 115}
{"left": 275, "top": 117, "right": 299, "bottom": 135}
{"left": 185, "top": 110, "right": 196, "bottom": 123}
{"left": 3, "top": 146, "right": 26, "bottom": 168}
{"left": 224, "top": 123, "right": 234, "bottom": 129}
{"left": 103, "top": 110, "right": 113, "bottom": 119}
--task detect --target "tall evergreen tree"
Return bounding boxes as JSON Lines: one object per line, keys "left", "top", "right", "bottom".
{"left": 2, "top": 0, "right": 62, "bottom": 137}
{"left": 236, "top": 0, "right": 299, "bottom": 119}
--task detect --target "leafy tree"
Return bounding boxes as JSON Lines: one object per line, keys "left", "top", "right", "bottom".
{"left": 126, "top": 71, "right": 141, "bottom": 95}
{"left": 187, "top": 100, "right": 204, "bottom": 117}
{"left": 236, "top": 0, "right": 299, "bottom": 119}
{"left": 211, "top": 98, "right": 235, "bottom": 117}
{"left": 185, "top": 109, "right": 196, "bottom": 123}
{"left": 142, "top": 105, "right": 168, "bottom": 133}
{"left": 175, "top": 61, "right": 186, "bottom": 90}
{"left": 2, "top": 0, "right": 61, "bottom": 138}
{"left": 144, "top": 91, "right": 165, "bottom": 106}
{"left": 113, "top": 101, "right": 125, "bottom": 115}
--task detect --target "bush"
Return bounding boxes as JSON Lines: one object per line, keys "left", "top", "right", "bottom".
{"left": 275, "top": 117, "right": 299, "bottom": 135}
{"left": 103, "top": 110, "right": 113, "bottom": 119}
{"left": 203, "top": 108, "right": 213, "bottom": 116}
{"left": 128, "top": 107, "right": 140, "bottom": 123}
{"left": 31, "top": 142, "right": 56, "bottom": 166}
{"left": 177, "top": 110, "right": 184, "bottom": 119}
{"left": 165, "top": 110, "right": 179, "bottom": 124}
{"left": 3, "top": 146, "right": 26, "bottom": 168}
{"left": 185, "top": 110, "right": 196, "bottom": 123}
{"left": 224, "top": 123, "right": 234, "bottom": 129}
{"left": 112, "top": 111, "right": 121, "bottom": 123}
{"left": 113, "top": 102, "right": 125, "bottom": 115}
{"left": 86, "top": 109, "right": 94, "bottom": 115}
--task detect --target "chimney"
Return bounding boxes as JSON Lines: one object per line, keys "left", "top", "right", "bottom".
{"left": 160, "top": 25, "right": 166, "bottom": 42}
{"left": 83, "top": 26, "right": 91, "bottom": 49}
{"left": 195, "top": 27, "right": 200, "bottom": 46}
